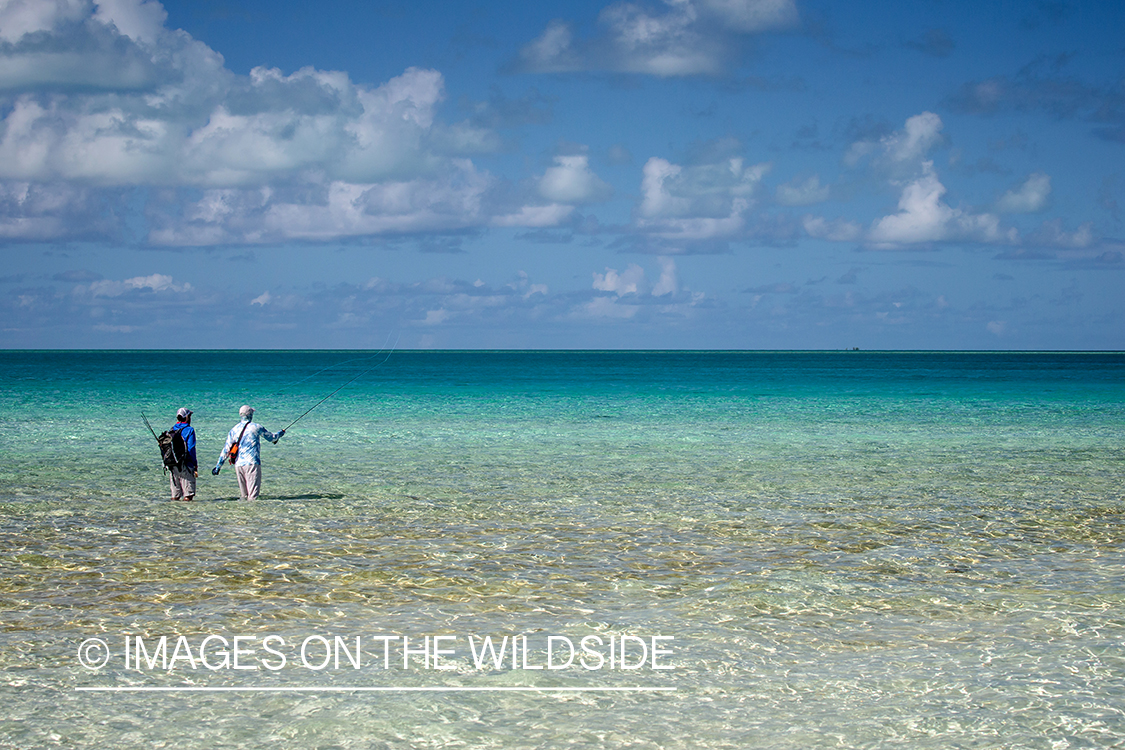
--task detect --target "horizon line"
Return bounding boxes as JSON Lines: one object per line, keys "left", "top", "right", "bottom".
{"left": 5, "top": 347, "right": 1125, "bottom": 354}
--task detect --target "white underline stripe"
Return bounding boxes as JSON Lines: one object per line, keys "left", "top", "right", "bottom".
{"left": 75, "top": 686, "right": 677, "bottom": 693}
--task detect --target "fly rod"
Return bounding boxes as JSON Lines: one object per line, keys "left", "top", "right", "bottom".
{"left": 280, "top": 336, "right": 399, "bottom": 434}
{"left": 141, "top": 412, "right": 159, "bottom": 440}
{"left": 273, "top": 333, "right": 396, "bottom": 395}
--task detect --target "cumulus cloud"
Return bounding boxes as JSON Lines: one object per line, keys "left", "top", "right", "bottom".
{"left": 591, "top": 257, "right": 682, "bottom": 297}
{"left": 867, "top": 161, "right": 1015, "bottom": 247}
{"left": 147, "top": 159, "right": 506, "bottom": 245}
{"left": 800, "top": 112, "right": 1022, "bottom": 249}
{"left": 537, "top": 155, "right": 612, "bottom": 204}
{"left": 0, "top": 0, "right": 89, "bottom": 43}
{"left": 0, "top": 181, "right": 114, "bottom": 240}
{"left": 577, "top": 257, "right": 696, "bottom": 319}
{"left": 594, "top": 263, "right": 646, "bottom": 295}
{"left": 0, "top": 63, "right": 454, "bottom": 187}
{"left": 0, "top": 0, "right": 572, "bottom": 244}
{"left": 0, "top": 17, "right": 168, "bottom": 92}
{"left": 995, "top": 172, "right": 1051, "bottom": 213}
{"left": 882, "top": 111, "right": 945, "bottom": 163}
{"left": 516, "top": 0, "right": 799, "bottom": 77}
{"left": 93, "top": 0, "right": 168, "bottom": 46}
{"left": 635, "top": 153, "right": 769, "bottom": 241}
{"left": 844, "top": 111, "right": 944, "bottom": 172}
{"left": 651, "top": 256, "right": 678, "bottom": 296}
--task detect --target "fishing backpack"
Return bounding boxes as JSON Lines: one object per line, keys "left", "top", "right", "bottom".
{"left": 157, "top": 425, "right": 189, "bottom": 473}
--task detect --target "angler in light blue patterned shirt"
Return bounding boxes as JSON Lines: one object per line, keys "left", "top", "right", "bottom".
{"left": 213, "top": 405, "right": 285, "bottom": 500}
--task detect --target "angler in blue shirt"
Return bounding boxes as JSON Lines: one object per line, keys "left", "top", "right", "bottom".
{"left": 170, "top": 407, "right": 198, "bottom": 501}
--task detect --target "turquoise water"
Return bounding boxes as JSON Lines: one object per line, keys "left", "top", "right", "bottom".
{"left": 2, "top": 351, "right": 1123, "bottom": 748}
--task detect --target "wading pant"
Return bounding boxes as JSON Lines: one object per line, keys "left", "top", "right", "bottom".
{"left": 170, "top": 466, "right": 196, "bottom": 500}
{"left": 236, "top": 463, "right": 262, "bottom": 501}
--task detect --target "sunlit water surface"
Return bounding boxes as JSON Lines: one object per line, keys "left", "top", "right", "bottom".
{"left": 1, "top": 351, "right": 1123, "bottom": 748}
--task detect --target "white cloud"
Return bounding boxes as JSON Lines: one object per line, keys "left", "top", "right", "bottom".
{"left": 422, "top": 308, "right": 451, "bottom": 325}
{"left": 0, "top": 0, "right": 221, "bottom": 92}
{"left": 576, "top": 258, "right": 696, "bottom": 319}
{"left": 599, "top": 1, "right": 719, "bottom": 77}
{"left": 594, "top": 263, "right": 646, "bottom": 295}
{"left": 79, "top": 273, "right": 191, "bottom": 297}
{"left": 882, "top": 111, "right": 944, "bottom": 164}
{"left": 0, "top": 64, "right": 454, "bottom": 188}
{"left": 93, "top": 0, "right": 167, "bottom": 45}
{"left": 537, "top": 155, "right": 611, "bottom": 204}
{"left": 0, "top": 4, "right": 521, "bottom": 244}
{"left": 518, "top": 0, "right": 798, "bottom": 77}
{"left": 775, "top": 174, "right": 830, "bottom": 206}
{"left": 867, "top": 162, "right": 1015, "bottom": 247}
{"left": 636, "top": 154, "right": 768, "bottom": 240}
{"left": 645, "top": 210, "right": 750, "bottom": 241}
{"left": 149, "top": 159, "right": 513, "bottom": 245}
{"left": 996, "top": 172, "right": 1051, "bottom": 213}
{"left": 0, "top": 0, "right": 89, "bottom": 43}
{"left": 490, "top": 203, "right": 575, "bottom": 228}
{"left": 639, "top": 158, "right": 690, "bottom": 218}
{"left": 868, "top": 163, "right": 954, "bottom": 244}
{"left": 514, "top": 270, "right": 549, "bottom": 299}
{"left": 0, "top": 181, "right": 109, "bottom": 240}
{"left": 652, "top": 257, "right": 678, "bottom": 296}
{"left": 845, "top": 111, "right": 944, "bottom": 171}
{"left": 574, "top": 295, "right": 640, "bottom": 319}
{"left": 842, "top": 140, "right": 878, "bottom": 167}
{"left": 802, "top": 215, "right": 862, "bottom": 242}
{"left": 592, "top": 258, "right": 680, "bottom": 297}
{"left": 518, "top": 20, "right": 579, "bottom": 73}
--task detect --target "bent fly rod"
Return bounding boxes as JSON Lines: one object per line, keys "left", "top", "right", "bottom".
{"left": 279, "top": 336, "right": 399, "bottom": 434}
{"left": 273, "top": 335, "right": 393, "bottom": 395}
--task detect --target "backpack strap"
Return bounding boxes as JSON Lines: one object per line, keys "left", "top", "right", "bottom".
{"left": 227, "top": 421, "right": 251, "bottom": 465}
{"left": 171, "top": 423, "right": 189, "bottom": 470}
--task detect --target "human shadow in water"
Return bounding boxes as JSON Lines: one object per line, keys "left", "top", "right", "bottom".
{"left": 203, "top": 493, "right": 347, "bottom": 502}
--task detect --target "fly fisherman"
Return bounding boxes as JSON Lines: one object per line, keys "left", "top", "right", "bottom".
{"left": 170, "top": 407, "right": 198, "bottom": 502}
{"left": 213, "top": 405, "right": 285, "bottom": 500}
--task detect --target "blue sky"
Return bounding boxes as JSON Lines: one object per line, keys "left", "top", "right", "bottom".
{"left": 1, "top": 0, "right": 1122, "bottom": 349}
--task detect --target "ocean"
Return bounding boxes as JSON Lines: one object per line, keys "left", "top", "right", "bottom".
{"left": 1, "top": 350, "right": 1123, "bottom": 749}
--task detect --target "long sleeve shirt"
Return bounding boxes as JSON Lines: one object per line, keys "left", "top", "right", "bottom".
{"left": 219, "top": 419, "right": 280, "bottom": 467}
{"left": 172, "top": 422, "right": 198, "bottom": 471}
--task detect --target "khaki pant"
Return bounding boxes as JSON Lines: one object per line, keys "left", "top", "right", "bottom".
{"left": 236, "top": 463, "right": 262, "bottom": 500}
{"left": 170, "top": 466, "right": 196, "bottom": 500}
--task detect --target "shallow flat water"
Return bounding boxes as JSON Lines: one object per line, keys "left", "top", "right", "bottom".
{"left": 2, "top": 351, "right": 1123, "bottom": 748}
